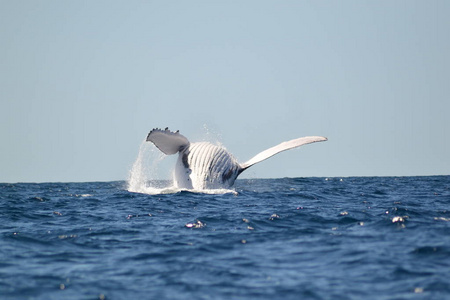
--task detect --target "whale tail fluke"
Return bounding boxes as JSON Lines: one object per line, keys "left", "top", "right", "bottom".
{"left": 146, "top": 128, "right": 190, "bottom": 155}
{"left": 239, "top": 136, "right": 327, "bottom": 171}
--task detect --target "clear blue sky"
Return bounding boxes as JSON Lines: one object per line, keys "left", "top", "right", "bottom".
{"left": 1, "top": 1, "right": 449, "bottom": 183}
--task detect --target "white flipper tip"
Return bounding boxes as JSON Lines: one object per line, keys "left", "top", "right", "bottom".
{"left": 146, "top": 128, "right": 190, "bottom": 155}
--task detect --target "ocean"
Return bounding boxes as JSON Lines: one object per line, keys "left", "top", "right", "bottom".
{"left": 1, "top": 176, "right": 449, "bottom": 299}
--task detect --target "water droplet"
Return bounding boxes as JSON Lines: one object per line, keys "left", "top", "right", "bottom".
{"left": 185, "top": 220, "right": 205, "bottom": 228}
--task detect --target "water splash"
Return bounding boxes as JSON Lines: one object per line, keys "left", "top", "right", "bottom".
{"left": 202, "top": 123, "right": 223, "bottom": 146}
{"left": 127, "top": 140, "right": 174, "bottom": 194}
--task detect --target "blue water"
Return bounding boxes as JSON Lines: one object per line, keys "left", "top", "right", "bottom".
{"left": 1, "top": 176, "right": 449, "bottom": 299}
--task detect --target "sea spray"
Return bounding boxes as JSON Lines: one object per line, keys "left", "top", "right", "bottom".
{"left": 201, "top": 123, "right": 223, "bottom": 145}
{"left": 127, "top": 140, "right": 173, "bottom": 193}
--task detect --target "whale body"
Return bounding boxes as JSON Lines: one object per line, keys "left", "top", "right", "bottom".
{"left": 146, "top": 128, "right": 327, "bottom": 190}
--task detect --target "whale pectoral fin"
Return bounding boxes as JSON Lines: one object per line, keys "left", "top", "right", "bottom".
{"left": 240, "top": 136, "right": 327, "bottom": 170}
{"left": 146, "top": 128, "right": 190, "bottom": 155}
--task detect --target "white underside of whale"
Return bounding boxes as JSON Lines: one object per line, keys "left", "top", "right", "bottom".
{"left": 173, "top": 142, "right": 239, "bottom": 189}
{"left": 146, "top": 128, "right": 327, "bottom": 190}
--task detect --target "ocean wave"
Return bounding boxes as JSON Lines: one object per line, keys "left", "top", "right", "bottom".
{"left": 1, "top": 176, "right": 449, "bottom": 299}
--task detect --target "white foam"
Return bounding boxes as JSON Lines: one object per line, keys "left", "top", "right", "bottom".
{"left": 129, "top": 185, "right": 236, "bottom": 196}
{"left": 127, "top": 140, "right": 168, "bottom": 193}
{"left": 129, "top": 185, "right": 179, "bottom": 195}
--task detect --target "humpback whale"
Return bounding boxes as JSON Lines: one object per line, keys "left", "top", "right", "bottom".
{"left": 146, "top": 128, "right": 327, "bottom": 190}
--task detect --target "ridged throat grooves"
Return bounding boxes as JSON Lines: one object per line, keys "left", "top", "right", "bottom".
{"left": 176, "top": 142, "right": 241, "bottom": 189}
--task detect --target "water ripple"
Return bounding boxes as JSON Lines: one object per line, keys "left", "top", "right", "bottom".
{"left": 0, "top": 176, "right": 449, "bottom": 299}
